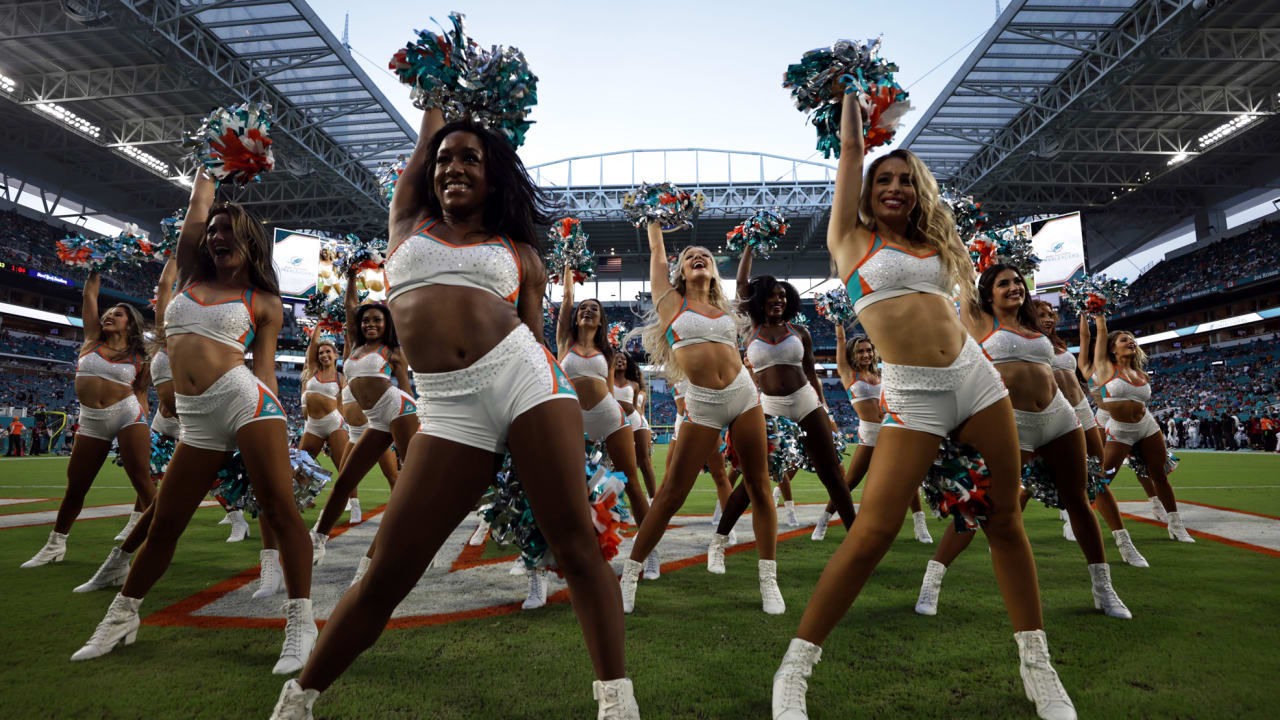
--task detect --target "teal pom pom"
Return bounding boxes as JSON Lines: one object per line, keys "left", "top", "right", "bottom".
{"left": 622, "top": 182, "right": 706, "bottom": 230}
{"left": 814, "top": 287, "right": 855, "bottom": 325}
{"left": 921, "top": 440, "right": 993, "bottom": 533}
{"left": 545, "top": 217, "right": 595, "bottom": 284}
{"left": 725, "top": 209, "right": 789, "bottom": 259}
{"left": 184, "top": 103, "right": 275, "bottom": 185}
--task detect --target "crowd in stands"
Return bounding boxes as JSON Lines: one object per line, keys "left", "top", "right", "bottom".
{"left": 1, "top": 209, "right": 160, "bottom": 302}
{"left": 0, "top": 329, "right": 78, "bottom": 362}
{"left": 1149, "top": 339, "right": 1278, "bottom": 421}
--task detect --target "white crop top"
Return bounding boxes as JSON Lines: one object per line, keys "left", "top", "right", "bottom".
{"left": 165, "top": 283, "right": 257, "bottom": 352}
{"left": 847, "top": 371, "right": 881, "bottom": 403}
{"left": 76, "top": 343, "right": 140, "bottom": 388}
{"left": 665, "top": 298, "right": 737, "bottom": 350}
{"left": 745, "top": 324, "right": 804, "bottom": 372}
{"left": 843, "top": 235, "right": 952, "bottom": 316}
{"left": 1050, "top": 349, "right": 1077, "bottom": 373}
{"left": 1100, "top": 370, "right": 1151, "bottom": 406}
{"left": 150, "top": 349, "right": 173, "bottom": 385}
{"left": 344, "top": 346, "right": 393, "bottom": 381}
{"left": 304, "top": 372, "right": 340, "bottom": 400}
{"left": 613, "top": 382, "right": 635, "bottom": 404}
{"left": 979, "top": 319, "right": 1053, "bottom": 366}
{"left": 561, "top": 348, "right": 609, "bottom": 383}
{"left": 385, "top": 219, "right": 522, "bottom": 304}
{"left": 341, "top": 384, "right": 356, "bottom": 405}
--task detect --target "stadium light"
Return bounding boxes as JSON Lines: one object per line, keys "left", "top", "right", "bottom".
{"left": 1167, "top": 152, "right": 1189, "bottom": 166}
{"left": 35, "top": 102, "right": 101, "bottom": 139}
{"left": 0, "top": 73, "right": 15, "bottom": 95}
{"left": 114, "top": 145, "right": 169, "bottom": 175}
{"left": 1198, "top": 114, "right": 1257, "bottom": 149}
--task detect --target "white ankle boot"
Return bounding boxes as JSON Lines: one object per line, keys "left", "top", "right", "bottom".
{"left": 915, "top": 560, "right": 946, "bottom": 616}
{"left": 1148, "top": 496, "right": 1169, "bottom": 523}
{"left": 759, "top": 559, "right": 785, "bottom": 615}
{"left": 1014, "top": 630, "right": 1077, "bottom": 720}
{"left": 468, "top": 517, "right": 490, "bottom": 546}
{"left": 772, "top": 637, "right": 821, "bottom": 719}
{"left": 1166, "top": 511, "right": 1195, "bottom": 543}
{"left": 272, "top": 598, "right": 318, "bottom": 675}
{"left": 1088, "top": 563, "right": 1132, "bottom": 619}
{"left": 270, "top": 679, "right": 319, "bottom": 720}
{"left": 114, "top": 511, "right": 142, "bottom": 543}
{"left": 226, "top": 510, "right": 250, "bottom": 543}
{"left": 707, "top": 533, "right": 730, "bottom": 574}
{"left": 347, "top": 497, "right": 362, "bottom": 524}
{"left": 509, "top": 557, "right": 528, "bottom": 576}
{"left": 593, "top": 677, "right": 640, "bottom": 720}
{"left": 912, "top": 511, "right": 933, "bottom": 544}
{"left": 784, "top": 501, "right": 799, "bottom": 527}
{"left": 71, "top": 593, "right": 141, "bottom": 661}
{"left": 642, "top": 549, "right": 661, "bottom": 580}
{"left": 21, "top": 530, "right": 68, "bottom": 568}
{"left": 218, "top": 512, "right": 234, "bottom": 526}
{"left": 310, "top": 531, "right": 328, "bottom": 566}
{"left": 253, "top": 549, "right": 285, "bottom": 599}
{"left": 523, "top": 569, "right": 548, "bottom": 610}
{"left": 811, "top": 512, "right": 831, "bottom": 541}
{"left": 773, "top": 486, "right": 782, "bottom": 506}
{"left": 1060, "top": 510, "right": 1076, "bottom": 542}
{"left": 74, "top": 547, "right": 132, "bottom": 593}
{"left": 1112, "top": 529, "right": 1149, "bottom": 568}
{"left": 349, "top": 556, "right": 371, "bottom": 588}
{"left": 619, "top": 559, "right": 641, "bottom": 614}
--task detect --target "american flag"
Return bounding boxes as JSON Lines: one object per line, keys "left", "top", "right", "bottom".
{"left": 597, "top": 256, "right": 622, "bottom": 273}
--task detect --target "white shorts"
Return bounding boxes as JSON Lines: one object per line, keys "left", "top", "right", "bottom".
{"left": 365, "top": 385, "right": 417, "bottom": 433}
{"left": 1072, "top": 396, "right": 1097, "bottom": 432}
{"left": 585, "top": 395, "right": 630, "bottom": 443}
{"left": 684, "top": 366, "right": 761, "bottom": 430}
{"left": 151, "top": 411, "right": 181, "bottom": 439}
{"left": 1095, "top": 408, "right": 1112, "bottom": 429}
{"left": 78, "top": 396, "right": 147, "bottom": 442}
{"left": 857, "top": 420, "right": 880, "bottom": 447}
{"left": 175, "top": 365, "right": 286, "bottom": 452}
{"left": 879, "top": 337, "right": 1008, "bottom": 437}
{"left": 626, "top": 409, "right": 651, "bottom": 433}
{"left": 1106, "top": 411, "right": 1161, "bottom": 447}
{"left": 415, "top": 324, "right": 578, "bottom": 453}
{"left": 304, "top": 409, "right": 346, "bottom": 439}
{"left": 348, "top": 421, "right": 367, "bottom": 444}
{"left": 760, "top": 384, "right": 823, "bottom": 422}
{"left": 1013, "top": 391, "right": 1081, "bottom": 452}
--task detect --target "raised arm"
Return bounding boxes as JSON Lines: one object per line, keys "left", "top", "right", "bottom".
{"left": 735, "top": 245, "right": 754, "bottom": 300}
{"left": 826, "top": 89, "right": 865, "bottom": 256}
{"left": 175, "top": 170, "right": 216, "bottom": 289}
{"left": 250, "top": 294, "right": 284, "bottom": 396}
{"left": 1090, "top": 314, "right": 1110, "bottom": 379}
{"left": 647, "top": 223, "right": 679, "bottom": 319}
{"left": 81, "top": 270, "right": 103, "bottom": 345}
{"left": 833, "top": 323, "right": 853, "bottom": 386}
{"left": 343, "top": 269, "right": 360, "bottom": 354}
{"left": 389, "top": 108, "right": 445, "bottom": 242}
{"left": 1076, "top": 312, "right": 1092, "bottom": 377}
{"left": 515, "top": 244, "right": 551, "bottom": 350}
{"left": 154, "top": 257, "right": 178, "bottom": 330}
{"left": 556, "top": 263, "right": 575, "bottom": 353}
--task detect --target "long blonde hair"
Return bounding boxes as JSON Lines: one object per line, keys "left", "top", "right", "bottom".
{"left": 1106, "top": 330, "right": 1147, "bottom": 372}
{"left": 632, "top": 245, "right": 738, "bottom": 384}
{"left": 304, "top": 337, "right": 339, "bottom": 383}
{"left": 858, "top": 149, "right": 975, "bottom": 305}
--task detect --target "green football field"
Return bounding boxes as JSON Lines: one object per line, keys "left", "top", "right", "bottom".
{"left": 1, "top": 449, "right": 1276, "bottom": 719}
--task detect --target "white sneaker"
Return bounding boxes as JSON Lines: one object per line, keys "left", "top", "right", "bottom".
{"left": 71, "top": 593, "right": 141, "bottom": 661}
{"left": 784, "top": 501, "right": 799, "bottom": 528}
{"left": 912, "top": 511, "right": 933, "bottom": 544}
{"left": 1088, "top": 563, "right": 1132, "bottom": 620}
{"left": 1166, "top": 511, "right": 1195, "bottom": 543}
{"left": 759, "top": 559, "right": 785, "bottom": 615}
{"left": 618, "top": 558, "right": 641, "bottom": 614}
{"left": 272, "top": 598, "right": 318, "bottom": 675}
{"left": 347, "top": 498, "right": 362, "bottom": 525}
{"left": 772, "top": 637, "right": 822, "bottom": 720}
{"left": 710, "top": 499, "right": 722, "bottom": 526}
{"left": 74, "top": 547, "right": 132, "bottom": 593}
{"left": 915, "top": 560, "right": 946, "bottom": 616}
{"left": 593, "top": 677, "right": 640, "bottom": 720}
{"left": 1148, "top": 496, "right": 1169, "bottom": 523}
{"left": 349, "top": 556, "right": 371, "bottom": 588}
{"left": 509, "top": 557, "right": 528, "bottom": 576}
{"left": 226, "top": 510, "right": 250, "bottom": 543}
{"left": 467, "top": 517, "right": 490, "bottom": 546}
{"left": 1112, "top": 530, "right": 1149, "bottom": 568}
{"left": 643, "top": 550, "right": 661, "bottom": 580}
{"left": 253, "top": 549, "right": 285, "bottom": 599}
{"left": 773, "top": 486, "right": 782, "bottom": 507}
{"left": 707, "top": 533, "right": 729, "bottom": 575}
{"left": 522, "top": 569, "right": 548, "bottom": 610}
{"left": 1014, "top": 630, "right": 1077, "bottom": 720}
{"left": 21, "top": 530, "right": 67, "bottom": 568}
{"left": 114, "top": 511, "right": 142, "bottom": 543}
{"left": 811, "top": 512, "right": 830, "bottom": 541}
{"left": 310, "top": 531, "right": 328, "bottom": 566}
{"left": 270, "top": 679, "right": 319, "bottom": 720}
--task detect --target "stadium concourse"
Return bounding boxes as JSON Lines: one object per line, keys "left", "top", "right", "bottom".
{"left": 3, "top": 1, "right": 1280, "bottom": 719}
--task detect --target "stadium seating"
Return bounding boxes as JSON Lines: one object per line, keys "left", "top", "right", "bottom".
{"left": 1, "top": 209, "right": 160, "bottom": 302}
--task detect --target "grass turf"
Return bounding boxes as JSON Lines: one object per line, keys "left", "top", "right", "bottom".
{"left": 0, "top": 449, "right": 1276, "bottom": 718}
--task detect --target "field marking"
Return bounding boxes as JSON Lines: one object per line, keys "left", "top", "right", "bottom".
{"left": 0, "top": 501, "right": 218, "bottom": 529}
{"left": 0, "top": 498, "right": 54, "bottom": 507}
{"left": 1117, "top": 500, "right": 1280, "bottom": 557}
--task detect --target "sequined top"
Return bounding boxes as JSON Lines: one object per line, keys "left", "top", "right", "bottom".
{"left": 745, "top": 324, "right": 804, "bottom": 371}
{"left": 1100, "top": 369, "right": 1150, "bottom": 405}
{"left": 165, "top": 283, "right": 257, "bottom": 352}
{"left": 344, "top": 346, "right": 393, "bottom": 381}
{"left": 665, "top": 298, "right": 737, "bottom": 350}
{"left": 613, "top": 382, "right": 635, "bottom": 404}
{"left": 385, "top": 219, "right": 522, "bottom": 304}
{"left": 1050, "top": 349, "right": 1077, "bottom": 373}
{"left": 76, "top": 343, "right": 141, "bottom": 388}
{"left": 561, "top": 348, "right": 609, "bottom": 382}
{"left": 979, "top": 319, "right": 1053, "bottom": 366}
{"left": 843, "top": 235, "right": 951, "bottom": 316}
{"left": 304, "top": 372, "right": 340, "bottom": 399}
{"left": 847, "top": 371, "right": 880, "bottom": 403}
{"left": 150, "top": 349, "right": 173, "bottom": 385}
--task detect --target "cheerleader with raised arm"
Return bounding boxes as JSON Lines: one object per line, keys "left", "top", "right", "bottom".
{"left": 771, "top": 90, "right": 1075, "bottom": 720}
{"left": 72, "top": 171, "right": 316, "bottom": 675}
{"left": 22, "top": 270, "right": 155, "bottom": 571}
{"left": 298, "top": 337, "right": 349, "bottom": 480}
{"left": 613, "top": 352, "right": 659, "bottom": 500}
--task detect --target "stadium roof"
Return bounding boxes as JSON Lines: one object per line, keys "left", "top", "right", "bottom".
{"left": 0, "top": 0, "right": 415, "bottom": 236}
{"left": 902, "top": 0, "right": 1280, "bottom": 270}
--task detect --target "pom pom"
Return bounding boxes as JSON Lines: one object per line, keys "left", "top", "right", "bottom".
{"left": 1086, "top": 455, "right": 1110, "bottom": 501}
{"left": 481, "top": 456, "right": 551, "bottom": 569}
{"left": 801, "top": 426, "right": 848, "bottom": 472}
{"left": 941, "top": 189, "right": 986, "bottom": 242}
{"left": 1062, "top": 274, "right": 1130, "bottom": 316}
{"left": 285, "top": 449, "right": 332, "bottom": 512}
{"left": 545, "top": 217, "right": 595, "bottom": 284}
{"left": 209, "top": 450, "right": 331, "bottom": 518}
{"left": 813, "top": 287, "right": 855, "bottom": 325}
{"left": 334, "top": 233, "right": 388, "bottom": 278}
{"left": 607, "top": 322, "right": 627, "bottom": 350}
{"left": 725, "top": 209, "right": 789, "bottom": 259}
{"left": 185, "top": 103, "right": 275, "bottom": 185}
{"left": 56, "top": 234, "right": 114, "bottom": 272}
{"left": 301, "top": 294, "right": 346, "bottom": 342}
{"left": 1021, "top": 456, "right": 1061, "bottom": 510}
{"left": 377, "top": 157, "right": 406, "bottom": 205}
{"left": 155, "top": 210, "right": 186, "bottom": 261}
{"left": 1127, "top": 449, "right": 1178, "bottom": 482}
{"left": 791, "top": 312, "right": 810, "bottom": 327}
{"left": 622, "top": 182, "right": 706, "bottom": 230}
{"left": 921, "top": 439, "right": 993, "bottom": 532}
{"left": 389, "top": 13, "right": 538, "bottom": 148}
{"left": 782, "top": 37, "right": 912, "bottom": 158}
{"left": 767, "top": 416, "right": 806, "bottom": 478}
{"left": 970, "top": 226, "right": 1040, "bottom": 276}
{"left": 149, "top": 431, "right": 176, "bottom": 477}
{"left": 542, "top": 296, "right": 557, "bottom": 327}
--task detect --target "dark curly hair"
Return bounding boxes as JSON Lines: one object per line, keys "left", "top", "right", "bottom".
{"left": 740, "top": 275, "right": 801, "bottom": 326}
{"left": 423, "top": 119, "right": 555, "bottom": 249}
{"left": 351, "top": 303, "right": 398, "bottom": 350}
{"left": 977, "top": 263, "right": 1039, "bottom": 333}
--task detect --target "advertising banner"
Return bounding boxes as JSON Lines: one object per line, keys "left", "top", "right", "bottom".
{"left": 272, "top": 229, "right": 322, "bottom": 299}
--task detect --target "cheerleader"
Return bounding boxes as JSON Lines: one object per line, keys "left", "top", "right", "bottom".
{"left": 22, "top": 270, "right": 155, "bottom": 570}
{"left": 270, "top": 109, "right": 638, "bottom": 719}
{"left": 72, "top": 171, "right": 316, "bottom": 676}
{"left": 557, "top": 273, "right": 655, "bottom": 577}
{"left": 613, "top": 352, "right": 659, "bottom": 500}
{"left": 620, "top": 223, "right": 783, "bottom": 616}
{"left": 912, "top": 265, "right": 1131, "bottom": 621}
{"left": 298, "top": 337, "right": 349, "bottom": 479}
{"left": 772, "top": 91, "right": 1074, "bottom": 720}
{"left": 813, "top": 324, "right": 932, "bottom": 543}
{"left": 665, "top": 381, "right": 736, "bottom": 526}
{"left": 1091, "top": 314, "right": 1193, "bottom": 542}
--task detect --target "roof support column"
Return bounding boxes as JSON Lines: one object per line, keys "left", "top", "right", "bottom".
{"left": 1193, "top": 207, "right": 1226, "bottom": 240}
